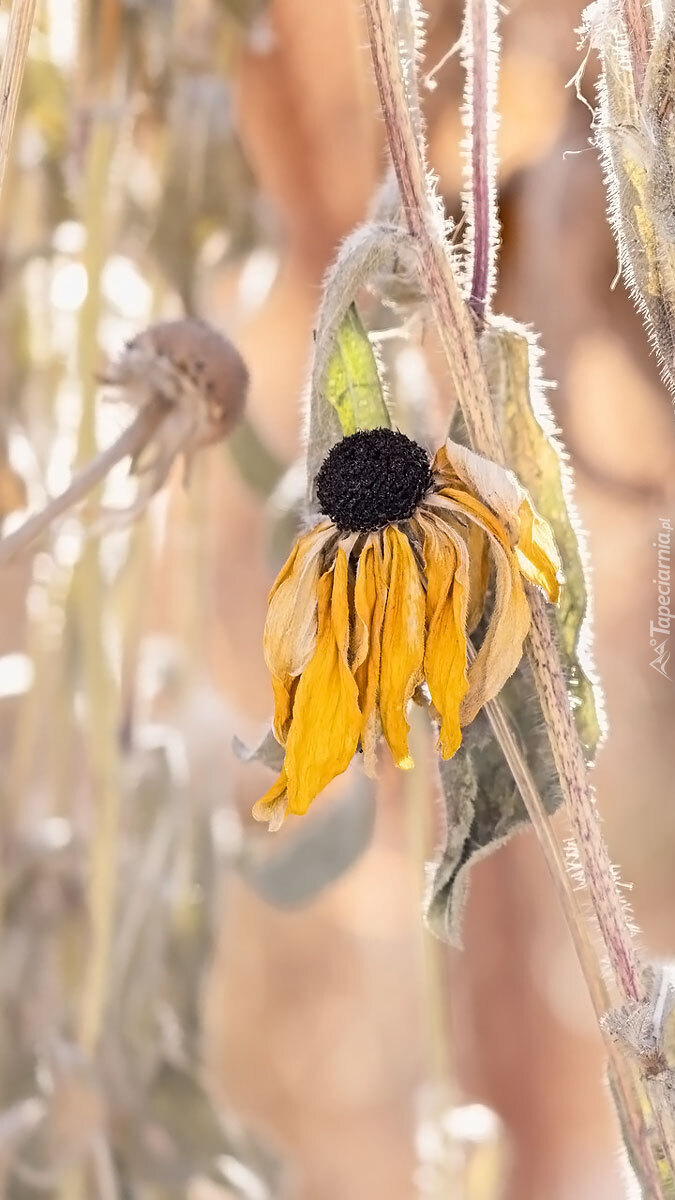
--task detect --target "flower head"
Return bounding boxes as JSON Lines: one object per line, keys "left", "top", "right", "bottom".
{"left": 254, "top": 428, "right": 560, "bottom": 831}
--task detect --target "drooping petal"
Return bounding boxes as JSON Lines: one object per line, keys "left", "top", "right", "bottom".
{"left": 252, "top": 769, "right": 289, "bottom": 831}
{"left": 420, "top": 514, "right": 469, "bottom": 759}
{"left": 462, "top": 535, "right": 530, "bottom": 724}
{"left": 437, "top": 440, "right": 561, "bottom": 602}
{"left": 379, "top": 526, "right": 425, "bottom": 769}
{"left": 352, "top": 534, "right": 389, "bottom": 775}
{"left": 465, "top": 519, "right": 490, "bottom": 633}
{"left": 436, "top": 486, "right": 511, "bottom": 551}
{"left": 263, "top": 521, "right": 334, "bottom": 743}
{"left": 428, "top": 494, "right": 532, "bottom": 724}
{"left": 515, "top": 496, "right": 561, "bottom": 603}
{"left": 283, "top": 548, "right": 362, "bottom": 815}
{"left": 436, "top": 440, "right": 523, "bottom": 541}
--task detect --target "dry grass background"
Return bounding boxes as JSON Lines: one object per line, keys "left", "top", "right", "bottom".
{"left": 1, "top": 0, "right": 674, "bottom": 1197}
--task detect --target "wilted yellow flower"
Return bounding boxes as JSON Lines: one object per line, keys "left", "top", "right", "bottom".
{"left": 254, "top": 429, "right": 560, "bottom": 830}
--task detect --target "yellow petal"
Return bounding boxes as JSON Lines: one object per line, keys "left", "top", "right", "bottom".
{"left": 379, "top": 527, "right": 425, "bottom": 769}
{"left": 436, "top": 487, "right": 511, "bottom": 551}
{"left": 465, "top": 519, "right": 490, "bottom": 633}
{"left": 264, "top": 522, "right": 333, "bottom": 744}
{"left": 283, "top": 548, "right": 361, "bottom": 815}
{"left": 461, "top": 534, "right": 531, "bottom": 724}
{"left": 252, "top": 769, "right": 288, "bottom": 831}
{"left": 515, "top": 496, "right": 561, "bottom": 603}
{"left": 421, "top": 517, "right": 469, "bottom": 759}
{"left": 435, "top": 441, "right": 561, "bottom": 605}
{"left": 436, "top": 440, "right": 522, "bottom": 541}
{"left": 353, "top": 535, "right": 389, "bottom": 775}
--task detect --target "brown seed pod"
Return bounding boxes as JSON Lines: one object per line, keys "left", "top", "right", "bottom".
{"left": 97, "top": 319, "right": 249, "bottom": 521}
{"left": 118, "top": 317, "right": 248, "bottom": 446}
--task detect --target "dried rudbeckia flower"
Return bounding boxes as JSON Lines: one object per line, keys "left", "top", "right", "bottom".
{"left": 254, "top": 428, "right": 560, "bottom": 830}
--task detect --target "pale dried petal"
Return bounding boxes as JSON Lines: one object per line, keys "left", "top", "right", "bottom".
{"left": 437, "top": 439, "right": 523, "bottom": 542}
{"left": 263, "top": 522, "right": 334, "bottom": 743}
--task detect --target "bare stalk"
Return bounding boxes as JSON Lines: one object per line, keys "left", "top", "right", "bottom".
{"left": 464, "top": 0, "right": 499, "bottom": 318}
{"left": 0, "top": 0, "right": 38, "bottom": 199}
{"left": 0, "top": 403, "right": 163, "bottom": 569}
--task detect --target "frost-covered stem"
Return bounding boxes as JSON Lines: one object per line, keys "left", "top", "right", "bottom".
{"left": 364, "top": 0, "right": 501, "bottom": 462}
{"left": 465, "top": 0, "right": 498, "bottom": 318}
{"left": 364, "top": 0, "right": 644, "bottom": 1005}
{"left": 0, "top": 402, "right": 163, "bottom": 568}
{"left": 477, "top": 652, "right": 664, "bottom": 1197}
{"left": 621, "top": 0, "right": 653, "bottom": 102}
{"left": 526, "top": 598, "right": 642, "bottom": 1001}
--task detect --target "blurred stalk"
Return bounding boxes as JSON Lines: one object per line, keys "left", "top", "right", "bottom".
{"left": 406, "top": 713, "right": 450, "bottom": 1091}
{"left": 57, "top": 3, "right": 122, "bottom": 1188}
{"left": 0, "top": 402, "right": 164, "bottom": 566}
{"left": 406, "top": 712, "right": 504, "bottom": 1199}
{"left": 72, "top": 116, "right": 119, "bottom": 1060}
{"left": 0, "top": 0, "right": 38, "bottom": 199}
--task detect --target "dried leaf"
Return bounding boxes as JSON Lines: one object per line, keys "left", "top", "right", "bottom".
{"left": 428, "top": 326, "right": 597, "bottom": 940}
{"left": 585, "top": 1, "right": 675, "bottom": 392}
{"left": 426, "top": 658, "right": 561, "bottom": 944}
{"left": 233, "top": 726, "right": 285, "bottom": 773}
{"left": 241, "top": 776, "right": 375, "bottom": 908}
{"left": 480, "top": 322, "right": 603, "bottom": 756}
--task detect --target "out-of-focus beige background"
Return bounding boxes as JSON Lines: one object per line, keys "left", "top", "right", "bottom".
{"left": 1, "top": 1, "right": 674, "bottom": 1198}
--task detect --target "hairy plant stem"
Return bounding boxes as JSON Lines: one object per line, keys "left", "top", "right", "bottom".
{"left": 474, "top": 644, "right": 663, "bottom": 1196}
{"left": 0, "top": 403, "right": 164, "bottom": 568}
{"left": 363, "top": 0, "right": 672, "bottom": 1189}
{"left": 621, "top": 0, "right": 653, "bottom": 103}
{"left": 465, "top": 0, "right": 498, "bottom": 318}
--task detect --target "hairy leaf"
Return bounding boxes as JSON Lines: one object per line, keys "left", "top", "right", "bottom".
{"left": 585, "top": 0, "right": 675, "bottom": 393}
{"left": 427, "top": 655, "right": 561, "bottom": 944}
{"left": 429, "top": 322, "right": 600, "bottom": 941}
{"left": 480, "top": 322, "right": 603, "bottom": 756}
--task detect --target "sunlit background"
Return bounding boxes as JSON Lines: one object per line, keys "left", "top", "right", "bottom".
{"left": 0, "top": 1, "right": 674, "bottom": 1198}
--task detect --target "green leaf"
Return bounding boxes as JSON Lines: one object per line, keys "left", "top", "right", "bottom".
{"left": 324, "top": 303, "right": 391, "bottom": 436}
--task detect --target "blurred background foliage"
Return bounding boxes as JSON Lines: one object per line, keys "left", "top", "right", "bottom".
{"left": 0, "top": 0, "right": 674, "bottom": 1198}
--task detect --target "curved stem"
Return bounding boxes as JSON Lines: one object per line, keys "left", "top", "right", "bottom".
{"left": 0, "top": 404, "right": 163, "bottom": 569}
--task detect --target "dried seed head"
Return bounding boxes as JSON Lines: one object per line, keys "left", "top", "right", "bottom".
{"left": 98, "top": 319, "right": 249, "bottom": 521}
{"left": 315, "top": 428, "right": 432, "bottom": 532}
{"left": 122, "top": 317, "right": 248, "bottom": 445}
